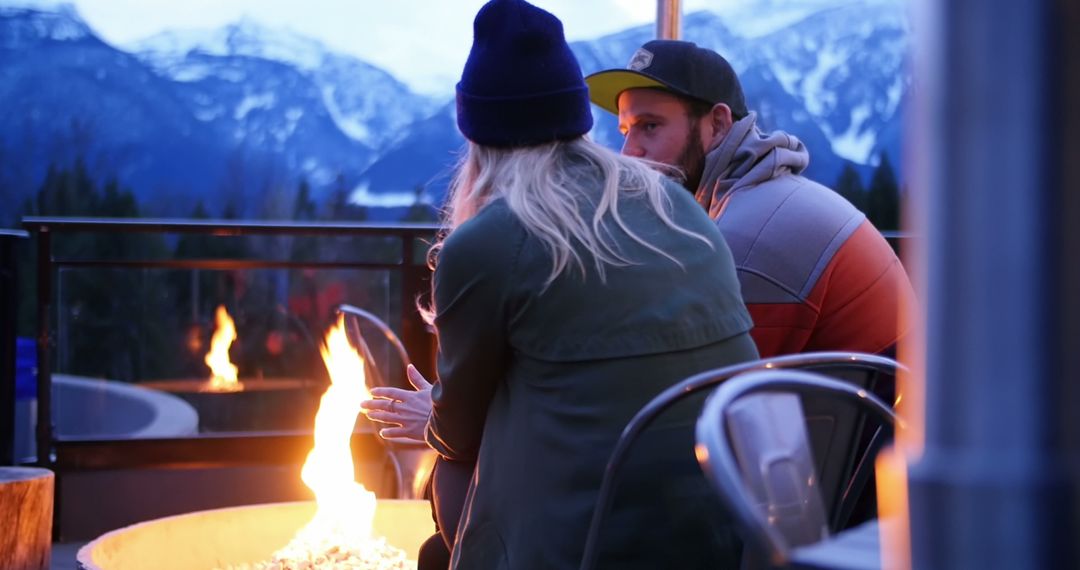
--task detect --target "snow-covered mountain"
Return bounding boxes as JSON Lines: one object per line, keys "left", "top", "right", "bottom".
{"left": 0, "top": 5, "right": 234, "bottom": 212}
{"left": 0, "top": 1, "right": 910, "bottom": 217}
{"left": 130, "top": 20, "right": 438, "bottom": 151}
{"left": 360, "top": 4, "right": 910, "bottom": 205}
{"left": 567, "top": 5, "right": 909, "bottom": 166}
{"left": 754, "top": 3, "right": 909, "bottom": 164}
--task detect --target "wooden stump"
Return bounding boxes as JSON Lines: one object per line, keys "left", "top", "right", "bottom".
{"left": 0, "top": 467, "right": 53, "bottom": 570}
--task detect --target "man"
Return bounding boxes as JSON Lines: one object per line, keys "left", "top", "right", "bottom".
{"left": 586, "top": 40, "right": 915, "bottom": 358}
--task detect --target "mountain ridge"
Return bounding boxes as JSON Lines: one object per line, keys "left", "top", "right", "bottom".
{"left": 0, "top": 3, "right": 909, "bottom": 218}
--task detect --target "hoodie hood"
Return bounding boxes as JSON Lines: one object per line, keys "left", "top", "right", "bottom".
{"left": 695, "top": 112, "right": 810, "bottom": 219}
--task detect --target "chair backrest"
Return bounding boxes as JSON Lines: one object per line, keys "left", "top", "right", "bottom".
{"left": 338, "top": 304, "right": 411, "bottom": 391}
{"left": 578, "top": 351, "right": 903, "bottom": 570}
{"left": 336, "top": 304, "right": 435, "bottom": 499}
{"left": 725, "top": 392, "right": 830, "bottom": 552}
{"left": 695, "top": 369, "right": 898, "bottom": 567}
{"left": 781, "top": 360, "right": 897, "bottom": 530}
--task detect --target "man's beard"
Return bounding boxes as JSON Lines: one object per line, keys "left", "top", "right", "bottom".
{"left": 676, "top": 119, "right": 706, "bottom": 193}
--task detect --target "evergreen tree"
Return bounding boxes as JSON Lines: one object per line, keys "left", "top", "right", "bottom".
{"left": 324, "top": 174, "right": 367, "bottom": 221}
{"left": 290, "top": 179, "right": 319, "bottom": 262}
{"left": 834, "top": 163, "right": 867, "bottom": 213}
{"left": 402, "top": 184, "right": 437, "bottom": 223}
{"left": 292, "top": 179, "right": 317, "bottom": 221}
{"left": 867, "top": 153, "right": 901, "bottom": 231}
{"left": 36, "top": 159, "right": 96, "bottom": 216}
{"left": 23, "top": 160, "right": 173, "bottom": 381}
{"left": 100, "top": 178, "right": 137, "bottom": 216}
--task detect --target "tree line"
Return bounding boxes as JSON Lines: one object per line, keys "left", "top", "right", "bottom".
{"left": 833, "top": 152, "right": 902, "bottom": 232}
{"left": 14, "top": 158, "right": 436, "bottom": 387}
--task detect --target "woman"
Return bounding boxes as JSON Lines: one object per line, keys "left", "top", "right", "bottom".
{"left": 363, "top": 1, "right": 758, "bottom": 568}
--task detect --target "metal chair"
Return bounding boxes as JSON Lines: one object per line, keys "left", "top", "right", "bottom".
{"left": 337, "top": 303, "right": 436, "bottom": 499}
{"left": 578, "top": 351, "right": 903, "bottom": 570}
{"left": 694, "top": 369, "right": 899, "bottom": 568}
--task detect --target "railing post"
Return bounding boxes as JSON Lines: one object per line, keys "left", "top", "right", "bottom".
{"left": 0, "top": 230, "right": 28, "bottom": 465}
{"left": 33, "top": 225, "right": 52, "bottom": 469}
{"left": 656, "top": 0, "right": 681, "bottom": 40}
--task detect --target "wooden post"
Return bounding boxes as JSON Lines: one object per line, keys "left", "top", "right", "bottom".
{"left": 0, "top": 467, "right": 53, "bottom": 570}
{"left": 656, "top": 0, "right": 681, "bottom": 39}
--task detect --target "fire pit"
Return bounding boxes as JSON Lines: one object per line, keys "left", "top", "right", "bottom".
{"left": 141, "top": 306, "right": 321, "bottom": 432}
{"left": 138, "top": 377, "right": 320, "bottom": 432}
{"left": 77, "top": 314, "right": 437, "bottom": 569}
{"left": 75, "top": 499, "right": 434, "bottom": 570}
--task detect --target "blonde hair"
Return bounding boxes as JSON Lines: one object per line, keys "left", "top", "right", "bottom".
{"left": 422, "top": 137, "right": 711, "bottom": 321}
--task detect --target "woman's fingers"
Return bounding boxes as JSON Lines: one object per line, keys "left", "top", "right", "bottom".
{"left": 378, "top": 426, "right": 427, "bottom": 445}
{"left": 364, "top": 410, "right": 402, "bottom": 425}
{"left": 360, "top": 375, "right": 433, "bottom": 446}
{"left": 360, "top": 398, "right": 388, "bottom": 411}
{"left": 406, "top": 364, "right": 433, "bottom": 390}
{"left": 369, "top": 386, "right": 413, "bottom": 400}
{"left": 380, "top": 435, "right": 428, "bottom": 446}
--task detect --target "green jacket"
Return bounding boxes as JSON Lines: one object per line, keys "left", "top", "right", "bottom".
{"left": 426, "top": 173, "right": 758, "bottom": 569}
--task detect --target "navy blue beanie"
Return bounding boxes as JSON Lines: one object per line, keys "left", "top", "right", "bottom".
{"left": 457, "top": 0, "right": 593, "bottom": 148}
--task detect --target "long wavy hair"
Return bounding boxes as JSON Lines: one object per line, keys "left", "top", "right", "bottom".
{"left": 421, "top": 137, "right": 711, "bottom": 322}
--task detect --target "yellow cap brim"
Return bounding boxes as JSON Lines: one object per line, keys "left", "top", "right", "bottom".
{"left": 584, "top": 70, "right": 670, "bottom": 115}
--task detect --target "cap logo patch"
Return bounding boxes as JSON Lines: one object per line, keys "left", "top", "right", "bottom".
{"left": 627, "top": 48, "right": 654, "bottom": 71}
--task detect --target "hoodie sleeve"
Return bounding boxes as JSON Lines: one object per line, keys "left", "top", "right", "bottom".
{"left": 425, "top": 204, "right": 524, "bottom": 462}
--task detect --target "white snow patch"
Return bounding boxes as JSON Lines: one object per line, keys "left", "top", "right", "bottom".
{"left": 722, "top": 7, "right": 824, "bottom": 38}
{"left": 128, "top": 19, "right": 327, "bottom": 72}
{"left": 770, "top": 63, "right": 800, "bottom": 97}
{"left": 217, "top": 67, "right": 247, "bottom": 82}
{"left": 885, "top": 77, "right": 903, "bottom": 117}
{"left": 800, "top": 44, "right": 842, "bottom": 116}
{"left": 273, "top": 107, "right": 304, "bottom": 141}
{"left": 321, "top": 85, "right": 372, "bottom": 144}
{"left": 194, "top": 106, "right": 224, "bottom": 122}
{"left": 830, "top": 103, "right": 875, "bottom": 163}
{"left": 168, "top": 63, "right": 212, "bottom": 82}
{"left": 349, "top": 183, "right": 424, "bottom": 208}
{"left": 299, "top": 160, "right": 335, "bottom": 186}
{"left": 234, "top": 92, "right": 276, "bottom": 120}
{"left": 133, "top": 29, "right": 224, "bottom": 59}
{"left": 309, "top": 168, "right": 335, "bottom": 186}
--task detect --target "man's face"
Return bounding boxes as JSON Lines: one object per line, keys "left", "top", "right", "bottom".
{"left": 617, "top": 88, "right": 708, "bottom": 191}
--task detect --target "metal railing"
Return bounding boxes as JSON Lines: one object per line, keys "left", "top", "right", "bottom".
{"left": 21, "top": 216, "right": 439, "bottom": 473}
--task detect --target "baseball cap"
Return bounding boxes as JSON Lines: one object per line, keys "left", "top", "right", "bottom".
{"left": 585, "top": 39, "right": 748, "bottom": 118}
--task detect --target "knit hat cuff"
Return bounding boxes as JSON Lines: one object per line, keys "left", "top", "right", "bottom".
{"left": 456, "top": 83, "right": 594, "bottom": 147}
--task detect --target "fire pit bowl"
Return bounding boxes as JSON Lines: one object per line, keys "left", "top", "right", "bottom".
{"left": 76, "top": 499, "right": 434, "bottom": 570}
{"left": 139, "top": 378, "right": 321, "bottom": 432}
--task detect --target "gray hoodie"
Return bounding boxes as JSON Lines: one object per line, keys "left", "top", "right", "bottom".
{"left": 692, "top": 113, "right": 912, "bottom": 358}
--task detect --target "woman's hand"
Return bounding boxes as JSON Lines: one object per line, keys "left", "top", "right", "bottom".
{"left": 360, "top": 364, "right": 435, "bottom": 446}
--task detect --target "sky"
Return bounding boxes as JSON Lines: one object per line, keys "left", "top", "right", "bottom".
{"left": 8, "top": 0, "right": 850, "bottom": 95}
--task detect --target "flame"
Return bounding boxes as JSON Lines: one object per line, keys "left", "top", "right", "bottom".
{"left": 204, "top": 305, "right": 243, "bottom": 392}
{"left": 204, "top": 304, "right": 243, "bottom": 395}
{"left": 275, "top": 315, "right": 382, "bottom": 559}
{"left": 302, "top": 315, "right": 377, "bottom": 534}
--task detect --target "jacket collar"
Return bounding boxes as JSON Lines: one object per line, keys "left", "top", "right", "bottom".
{"left": 694, "top": 112, "right": 810, "bottom": 219}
